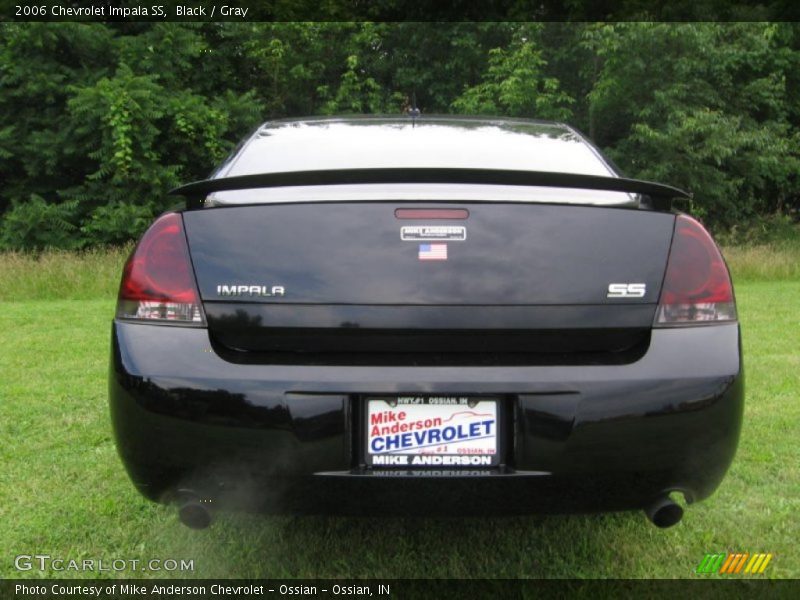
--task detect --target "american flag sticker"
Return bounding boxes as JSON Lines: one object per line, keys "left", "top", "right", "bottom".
{"left": 419, "top": 243, "right": 448, "bottom": 261}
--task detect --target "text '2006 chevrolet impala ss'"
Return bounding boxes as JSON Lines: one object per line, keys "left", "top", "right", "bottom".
{"left": 109, "top": 116, "right": 743, "bottom": 529}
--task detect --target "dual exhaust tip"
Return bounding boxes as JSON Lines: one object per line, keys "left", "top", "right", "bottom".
{"left": 645, "top": 495, "right": 684, "bottom": 528}
{"left": 175, "top": 492, "right": 213, "bottom": 530}
{"left": 174, "top": 492, "right": 685, "bottom": 530}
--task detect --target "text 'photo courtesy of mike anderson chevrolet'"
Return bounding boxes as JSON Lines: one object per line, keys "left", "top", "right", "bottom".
{"left": 109, "top": 116, "right": 743, "bottom": 530}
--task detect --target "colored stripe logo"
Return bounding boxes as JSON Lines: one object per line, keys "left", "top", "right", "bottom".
{"left": 696, "top": 553, "right": 773, "bottom": 575}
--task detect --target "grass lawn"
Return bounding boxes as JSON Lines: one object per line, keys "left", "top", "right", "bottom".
{"left": 0, "top": 258, "right": 798, "bottom": 579}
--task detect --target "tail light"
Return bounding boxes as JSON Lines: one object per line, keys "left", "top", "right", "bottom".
{"left": 116, "top": 212, "right": 205, "bottom": 325}
{"left": 655, "top": 214, "right": 736, "bottom": 326}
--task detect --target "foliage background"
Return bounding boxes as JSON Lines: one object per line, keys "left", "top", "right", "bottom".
{"left": 0, "top": 22, "right": 798, "bottom": 249}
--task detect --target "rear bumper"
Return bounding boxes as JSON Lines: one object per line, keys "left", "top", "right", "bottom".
{"left": 109, "top": 321, "right": 743, "bottom": 515}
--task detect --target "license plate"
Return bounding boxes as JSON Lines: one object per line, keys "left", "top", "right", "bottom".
{"left": 365, "top": 396, "right": 499, "bottom": 467}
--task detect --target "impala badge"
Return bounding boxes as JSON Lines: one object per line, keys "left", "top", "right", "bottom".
{"left": 217, "top": 284, "right": 285, "bottom": 297}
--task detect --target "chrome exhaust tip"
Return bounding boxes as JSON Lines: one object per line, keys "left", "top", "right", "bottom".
{"left": 645, "top": 496, "right": 684, "bottom": 528}
{"left": 176, "top": 492, "right": 213, "bottom": 529}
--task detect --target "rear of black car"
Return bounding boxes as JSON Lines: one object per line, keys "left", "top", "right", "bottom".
{"left": 109, "top": 118, "right": 743, "bottom": 527}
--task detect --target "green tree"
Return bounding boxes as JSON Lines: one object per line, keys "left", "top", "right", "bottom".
{"left": 452, "top": 25, "right": 574, "bottom": 121}
{"left": 584, "top": 23, "right": 799, "bottom": 226}
{"left": 0, "top": 23, "right": 262, "bottom": 248}
{"left": 0, "top": 22, "right": 798, "bottom": 248}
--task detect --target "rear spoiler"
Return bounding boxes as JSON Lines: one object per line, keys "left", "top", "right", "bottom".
{"left": 170, "top": 168, "right": 691, "bottom": 209}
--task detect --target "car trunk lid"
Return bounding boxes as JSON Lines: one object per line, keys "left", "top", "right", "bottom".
{"left": 182, "top": 202, "right": 674, "bottom": 363}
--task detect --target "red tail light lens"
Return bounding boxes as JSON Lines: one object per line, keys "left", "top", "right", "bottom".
{"left": 655, "top": 215, "right": 736, "bottom": 326}
{"left": 117, "top": 213, "right": 205, "bottom": 324}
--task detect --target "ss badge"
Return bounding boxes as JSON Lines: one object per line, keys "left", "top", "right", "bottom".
{"left": 607, "top": 283, "right": 647, "bottom": 298}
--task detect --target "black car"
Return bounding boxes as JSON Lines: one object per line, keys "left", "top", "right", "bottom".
{"left": 109, "top": 116, "right": 743, "bottom": 529}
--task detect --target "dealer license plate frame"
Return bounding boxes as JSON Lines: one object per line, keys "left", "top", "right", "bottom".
{"left": 363, "top": 395, "right": 502, "bottom": 468}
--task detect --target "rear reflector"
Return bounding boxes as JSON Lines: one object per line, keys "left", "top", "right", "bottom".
{"left": 655, "top": 215, "right": 736, "bottom": 326}
{"left": 116, "top": 213, "right": 205, "bottom": 324}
